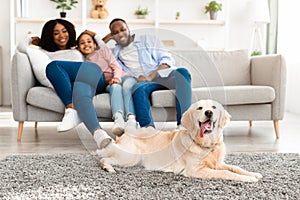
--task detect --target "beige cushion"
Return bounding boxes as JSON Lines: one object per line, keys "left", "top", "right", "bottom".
{"left": 172, "top": 49, "right": 250, "bottom": 87}
{"left": 151, "top": 85, "right": 275, "bottom": 107}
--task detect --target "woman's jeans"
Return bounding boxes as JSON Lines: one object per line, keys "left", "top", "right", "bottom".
{"left": 132, "top": 68, "right": 192, "bottom": 128}
{"left": 46, "top": 60, "right": 106, "bottom": 133}
{"left": 106, "top": 76, "right": 136, "bottom": 120}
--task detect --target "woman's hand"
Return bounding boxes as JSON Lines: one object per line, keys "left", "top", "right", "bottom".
{"left": 31, "top": 37, "right": 41, "bottom": 46}
{"left": 83, "top": 30, "right": 96, "bottom": 37}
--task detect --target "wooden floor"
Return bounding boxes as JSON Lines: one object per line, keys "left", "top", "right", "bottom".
{"left": 1, "top": 106, "right": 300, "bottom": 160}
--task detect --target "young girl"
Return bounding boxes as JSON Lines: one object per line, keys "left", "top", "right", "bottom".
{"left": 77, "top": 31, "right": 137, "bottom": 136}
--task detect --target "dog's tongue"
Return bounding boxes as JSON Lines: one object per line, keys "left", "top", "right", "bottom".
{"left": 200, "top": 121, "right": 211, "bottom": 138}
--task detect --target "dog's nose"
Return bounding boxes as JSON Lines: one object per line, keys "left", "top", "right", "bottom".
{"left": 205, "top": 110, "right": 213, "bottom": 118}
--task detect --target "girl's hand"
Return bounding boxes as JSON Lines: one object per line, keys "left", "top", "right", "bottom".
{"left": 109, "top": 77, "right": 120, "bottom": 85}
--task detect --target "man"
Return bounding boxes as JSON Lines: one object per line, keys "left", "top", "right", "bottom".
{"left": 106, "top": 18, "right": 192, "bottom": 128}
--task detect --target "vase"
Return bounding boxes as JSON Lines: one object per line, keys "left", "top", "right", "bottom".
{"left": 209, "top": 11, "right": 217, "bottom": 20}
{"left": 136, "top": 15, "right": 146, "bottom": 19}
{"left": 60, "top": 12, "right": 66, "bottom": 18}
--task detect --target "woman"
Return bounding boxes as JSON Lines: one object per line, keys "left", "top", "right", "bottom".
{"left": 16, "top": 19, "right": 81, "bottom": 132}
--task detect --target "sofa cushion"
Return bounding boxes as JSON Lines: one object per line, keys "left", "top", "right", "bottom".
{"left": 151, "top": 85, "right": 275, "bottom": 107}
{"left": 171, "top": 49, "right": 250, "bottom": 87}
{"left": 26, "top": 87, "right": 112, "bottom": 119}
{"left": 27, "top": 87, "right": 65, "bottom": 113}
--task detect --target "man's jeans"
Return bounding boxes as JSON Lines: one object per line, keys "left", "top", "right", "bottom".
{"left": 132, "top": 68, "right": 192, "bottom": 128}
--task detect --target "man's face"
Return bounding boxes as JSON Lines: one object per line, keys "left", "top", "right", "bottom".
{"left": 110, "top": 20, "right": 131, "bottom": 47}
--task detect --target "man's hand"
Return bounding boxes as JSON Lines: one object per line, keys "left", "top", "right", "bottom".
{"left": 102, "top": 33, "right": 113, "bottom": 43}
{"left": 137, "top": 75, "right": 152, "bottom": 82}
{"left": 108, "top": 77, "right": 121, "bottom": 85}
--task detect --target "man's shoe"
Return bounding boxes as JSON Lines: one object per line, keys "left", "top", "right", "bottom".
{"left": 176, "top": 124, "right": 186, "bottom": 130}
{"left": 125, "top": 119, "right": 138, "bottom": 132}
{"left": 57, "top": 108, "right": 81, "bottom": 132}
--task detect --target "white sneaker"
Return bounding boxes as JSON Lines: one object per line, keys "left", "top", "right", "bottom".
{"left": 125, "top": 119, "right": 138, "bottom": 132}
{"left": 112, "top": 122, "right": 125, "bottom": 136}
{"left": 176, "top": 124, "right": 186, "bottom": 130}
{"left": 112, "top": 113, "right": 125, "bottom": 136}
{"left": 57, "top": 108, "right": 81, "bottom": 132}
{"left": 93, "top": 129, "right": 112, "bottom": 149}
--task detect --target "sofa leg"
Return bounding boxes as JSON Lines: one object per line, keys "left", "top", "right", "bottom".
{"left": 273, "top": 120, "right": 280, "bottom": 139}
{"left": 35, "top": 122, "right": 38, "bottom": 129}
{"left": 249, "top": 120, "right": 252, "bottom": 127}
{"left": 17, "top": 121, "right": 24, "bottom": 142}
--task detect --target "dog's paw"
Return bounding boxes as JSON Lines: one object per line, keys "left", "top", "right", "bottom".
{"left": 252, "top": 172, "right": 263, "bottom": 179}
{"left": 244, "top": 176, "right": 259, "bottom": 182}
{"left": 103, "top": 166, "right": 116, "bottom": 173}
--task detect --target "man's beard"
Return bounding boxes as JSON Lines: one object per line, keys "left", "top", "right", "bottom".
{"left": 119, "top": 33, "right": 132, "bottom": 47}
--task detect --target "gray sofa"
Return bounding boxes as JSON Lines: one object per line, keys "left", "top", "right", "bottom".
{"left": 11, "top": 49, "right": 286, "bottom": 141}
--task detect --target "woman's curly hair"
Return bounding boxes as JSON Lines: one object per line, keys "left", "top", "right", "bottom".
{"left": 40, "top": 19, "right": 76, "bottom": 52}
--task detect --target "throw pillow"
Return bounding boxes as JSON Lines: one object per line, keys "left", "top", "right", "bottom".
{"left": 26, "top": 47, "right": 52, "bottom": 87}
{"left": 26, "top": 47, "right": 84, "bottom": 88}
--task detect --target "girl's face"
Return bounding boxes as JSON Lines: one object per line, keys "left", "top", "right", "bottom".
{"left": 53, "top": 23, "right": 69, "bottom": 50}
{"left": 77, "top": 34, "right": 97, "bottom": 56}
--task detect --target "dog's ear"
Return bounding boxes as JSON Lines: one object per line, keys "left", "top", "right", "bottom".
{"left": 181, "top": 109, "right": 195, "bottom": 131}
{"left": 218, "top": 109, "right": 231, "bottom": 129}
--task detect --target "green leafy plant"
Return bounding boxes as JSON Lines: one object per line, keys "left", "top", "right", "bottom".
{"left": 50, "top": 0, "right": 78, "bottom": 12}
{"left": 205, "top": 1, "right": 222, "bottom": 13}
{"left": 251, "top": 50, "right": 262, "bottom": 56}
{"left": 134, "top": 6, "right": 149, "bottom": 16}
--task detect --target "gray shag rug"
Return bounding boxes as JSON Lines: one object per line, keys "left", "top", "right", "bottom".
{"left": 0, "top": 153, "right": 299, "bottom": 200}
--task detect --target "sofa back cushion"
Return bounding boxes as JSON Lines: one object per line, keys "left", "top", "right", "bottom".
{"left": 171, "top": 49, "right": 251, "bottom": 87}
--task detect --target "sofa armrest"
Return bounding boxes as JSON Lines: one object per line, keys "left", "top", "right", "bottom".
{"left": 11, "top": 52, "right": 37, "bottom": 121}
{"left": 250, "top": 54, "right": 287, "bottom": 119}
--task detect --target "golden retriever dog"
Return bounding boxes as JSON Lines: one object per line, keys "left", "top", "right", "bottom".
{"left": 97, "top": 100, "right": 263, "bottom": 182}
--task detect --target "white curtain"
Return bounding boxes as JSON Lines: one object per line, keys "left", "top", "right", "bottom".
{"left": 277, "top": 0, "right": 300, "bottom": 114}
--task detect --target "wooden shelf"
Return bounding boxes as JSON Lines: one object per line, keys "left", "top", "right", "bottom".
{"left": 158, "top": 20, "right": 225, "bottom": 26}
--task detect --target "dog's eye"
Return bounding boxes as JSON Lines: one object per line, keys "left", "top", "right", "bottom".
{"left": 212, "top": 106, "right": 216, "bottom": 109}
{"left": 197, "top": 107, "right": 203, "bottom": 110}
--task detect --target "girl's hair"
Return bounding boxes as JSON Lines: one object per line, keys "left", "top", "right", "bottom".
{"left": 39, "top": 19, "right": 76, "bottom": 52}
{"left": 76, "top": 32, "right": 98, "bottom": 48}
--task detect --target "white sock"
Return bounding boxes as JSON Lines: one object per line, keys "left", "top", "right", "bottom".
{"left": 127, "top": 114, "right": 136, "bottom": 121}
{"left": 114, "top": 112, "right": 124, "bottom": 123}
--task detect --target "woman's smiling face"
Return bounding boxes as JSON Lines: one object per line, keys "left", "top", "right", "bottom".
{"left": 53, "top": 23, "right": 69, "bottom": 50}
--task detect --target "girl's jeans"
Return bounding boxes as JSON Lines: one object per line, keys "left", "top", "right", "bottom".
{"left": 106, "top": 76, "right": 137, "bottom": 120}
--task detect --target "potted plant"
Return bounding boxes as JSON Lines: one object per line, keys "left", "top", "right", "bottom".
{"left": 50, "top": 0, "right": 78, "bottom": 18}
{"left": 204, "top": 1, "right": 222, "bottom": 20}
{"left": 251, "top": 50, "right": 262, "bottom": 56}
{"left": 134, "top": 6, "right": 149, "bottom": 19}
{"left": 175, "top": 11, "right": 180, "bottom": 20}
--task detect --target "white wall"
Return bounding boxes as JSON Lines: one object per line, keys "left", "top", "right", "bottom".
{"left": 0, "top": 0, "right": 266, "bottom": 106}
